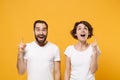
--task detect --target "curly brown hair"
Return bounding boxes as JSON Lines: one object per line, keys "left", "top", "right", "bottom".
{"left": 70, "top": 21, "right": 93, "bottom": 39}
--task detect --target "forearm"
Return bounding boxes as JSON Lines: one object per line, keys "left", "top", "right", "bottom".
{"left": 64, "top": 70, "right": 70, "bottom": 80}
{"left": 54, "top": 61, "right": 61, "bottom": 80}
{"left": 17, "top": 53, "right": 26, "bottom": 75}
{"left": 64, "top": 56, "right": 71, "bottom": 80}
{"left": 54, "top": 71, "right": 60, "bottom": 80}
{"left": 90, "top": 53, "right": 98, "bottom": 74}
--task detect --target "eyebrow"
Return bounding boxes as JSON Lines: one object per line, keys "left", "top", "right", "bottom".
{"left": 35, "top": 27, "right": 47, "bottom": 30}
{"left": 35, "top": 26, "right": 47, "bottom": 28}
{"left": 78, "top": 25, "right": 87, "bottom": 27}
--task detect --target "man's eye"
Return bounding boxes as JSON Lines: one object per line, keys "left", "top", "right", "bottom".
{"left": 36, "top": 29, "right": 40, "bottom": 31}
{"left": 42, "top": 29, "right": 47, "bottom": 31}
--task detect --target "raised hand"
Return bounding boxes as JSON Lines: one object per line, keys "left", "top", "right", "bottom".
{"left": 91, "top": 36, "right": 100, "bottom": 55}
{"left": 18, "top": 38, "right": 26, "bottom": 54}
{"left": 17, "top": 38, "right": 27, "bottom": 74}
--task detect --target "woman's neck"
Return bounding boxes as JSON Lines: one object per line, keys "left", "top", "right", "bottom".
{"left": 75, "top": 41, "right": 89, "bottom": 51}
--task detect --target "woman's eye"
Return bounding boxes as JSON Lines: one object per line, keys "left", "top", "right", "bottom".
{"left": 78, "top": 28, "right": 81, "bottom": 30}
{"left": 84, "top": 27, "right": 88, "bottom": 30}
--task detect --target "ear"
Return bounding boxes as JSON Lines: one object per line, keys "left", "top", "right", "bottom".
{"left": 88, "top": 31, "right": 90, "bottom": 36}
{"left": 33, "top": 30, "right": 35, "bottom": 33}
{"left": 74, "top": 33, "right": 77, "bottom": 36}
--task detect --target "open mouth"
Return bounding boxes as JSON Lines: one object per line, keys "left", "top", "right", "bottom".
{"left": 37, "top": 35, "right": 45, "bottom": 40}
{"left": 80, "top": 34, "right": 86, "bottom": 37}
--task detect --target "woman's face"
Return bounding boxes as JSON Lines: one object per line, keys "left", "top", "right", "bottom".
{"left": 76, "top": 23, "right": 89, "bottom": 42}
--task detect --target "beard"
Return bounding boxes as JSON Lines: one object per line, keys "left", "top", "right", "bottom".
{"left": 35, "top": 34, "right": 47, "bottom": 45}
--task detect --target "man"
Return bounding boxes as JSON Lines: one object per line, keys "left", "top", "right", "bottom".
{"left": 17, "top": 20, "right": 61, "bottom": 80}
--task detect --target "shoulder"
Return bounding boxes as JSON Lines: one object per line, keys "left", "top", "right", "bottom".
{"left": 47, "top": 42, "right": 60, "bottom": 50}
{"left": 65, "top": 45, "right": 74, "bottom": 50}
{"left": 48, "top": 42, "right": 59, "bottom": 47}
{"left": 26, "top": 41, "right": 35, "bottom": 45}
{"left": 64, "top": 45, "right": 74, "bottom": 57}
{"left": 25, "top": 41, "right": 35, "bottom": 49}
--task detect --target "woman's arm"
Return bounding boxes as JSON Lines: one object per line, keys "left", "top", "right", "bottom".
{"left": 90, "top": 52, "right": 99, "bottom": 74}
{"left": 90, "top": 39, "right": 100, "bottom": 74}
{"left": 64, "top": 56, "right": 71, "bottom": 80}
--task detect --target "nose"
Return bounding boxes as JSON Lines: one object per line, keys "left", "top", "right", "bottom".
{"left": 39, "top": 30, "right": 43, "bottom": 34}
{"left": 81, "top": 29, "right": 85, "bottom": 32}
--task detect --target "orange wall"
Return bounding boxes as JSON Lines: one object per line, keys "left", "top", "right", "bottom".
{"left": 0, "top": 0, "right": 120, "bottom": 80}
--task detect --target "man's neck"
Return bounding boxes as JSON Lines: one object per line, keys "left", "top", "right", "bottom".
{"left": 36, "top": 41, "right": 48, "bottom": 47}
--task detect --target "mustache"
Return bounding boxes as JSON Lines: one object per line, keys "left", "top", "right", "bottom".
{"left": 36, "top": 34, "right": 46, "bottom": 37}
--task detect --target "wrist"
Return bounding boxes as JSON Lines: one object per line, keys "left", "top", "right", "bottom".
{"left": 18, "top": 53, "right": 24, "bottom": 59}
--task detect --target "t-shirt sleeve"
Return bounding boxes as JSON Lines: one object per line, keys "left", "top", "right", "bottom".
{"left": 54, "top": 46, "right": 61, "bottom": 61}
{"left": 64, "top": 46, "right": 71, "bottom": 58}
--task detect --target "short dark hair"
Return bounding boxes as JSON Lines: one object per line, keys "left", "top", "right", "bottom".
{"left": 70, "top": 21, "right": 93, "bottom": 39}
{"left": 34, "top": 20, "right": 48, "bottom": 30}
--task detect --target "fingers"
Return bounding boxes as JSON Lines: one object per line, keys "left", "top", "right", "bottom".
{"left": 20, "top": 38, "right": 26, "bottom": 46}
{"left": 91, "top": 36, "right": 97, "bottom": 47}
{"left": 20, "top": 38, "right": 24, "bottom": 44}
{"left": 92, "top": 36, "right": 101, "bottom": 55}
{"left": 93, "top": 36, "right": 97, "bottom": 44}
{"left": 18, "top": 38, "right": 26, "bottom": 53}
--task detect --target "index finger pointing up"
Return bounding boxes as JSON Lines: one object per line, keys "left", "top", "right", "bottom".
{"left": 20, "top": 38, "right": 24, "bottom": 44}
{"left": 93, "top": 36, "right": 97, "bottom": 43}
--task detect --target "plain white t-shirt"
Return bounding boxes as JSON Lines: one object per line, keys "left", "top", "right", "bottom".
{"left": 64, "top": 44, "right": 95, "bottom": 80}
{"left": 24, "top": 41, "right": 60, "bottom": 80}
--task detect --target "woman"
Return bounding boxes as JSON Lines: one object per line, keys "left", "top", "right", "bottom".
{"left": 64, "top": 21, "right": 100, "bottom": 80}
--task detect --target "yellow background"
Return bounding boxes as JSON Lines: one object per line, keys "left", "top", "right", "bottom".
{"left": 0, "top": 0, "right": 120, "bottom": 80}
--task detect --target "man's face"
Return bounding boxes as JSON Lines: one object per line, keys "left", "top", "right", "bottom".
{"left": 34, "top": 23, "right": 48, "bottom": 44}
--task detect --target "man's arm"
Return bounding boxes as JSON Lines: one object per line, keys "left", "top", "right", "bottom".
{"left": 54, "top": 61, "right": 61, "bottom": 80}
{"left": 17, "top": 39, "right": 27, "bottom": 75}
{"left": 17, "top": 53, "right": 27, "bottom": 75}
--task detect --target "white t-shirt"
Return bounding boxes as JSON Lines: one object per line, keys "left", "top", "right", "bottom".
{"left": 24, "top": 41, "right": 60, "bottom": 80}
{"left": 64, "top": 44, "right": 95, "bottom": 80}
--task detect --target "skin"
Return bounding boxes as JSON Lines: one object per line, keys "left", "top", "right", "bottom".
{"left": 64, "top": 23, "right": 100, "bottom": 80}
{"left": 17, "top": 23, "right": 61, "bottom": 80}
